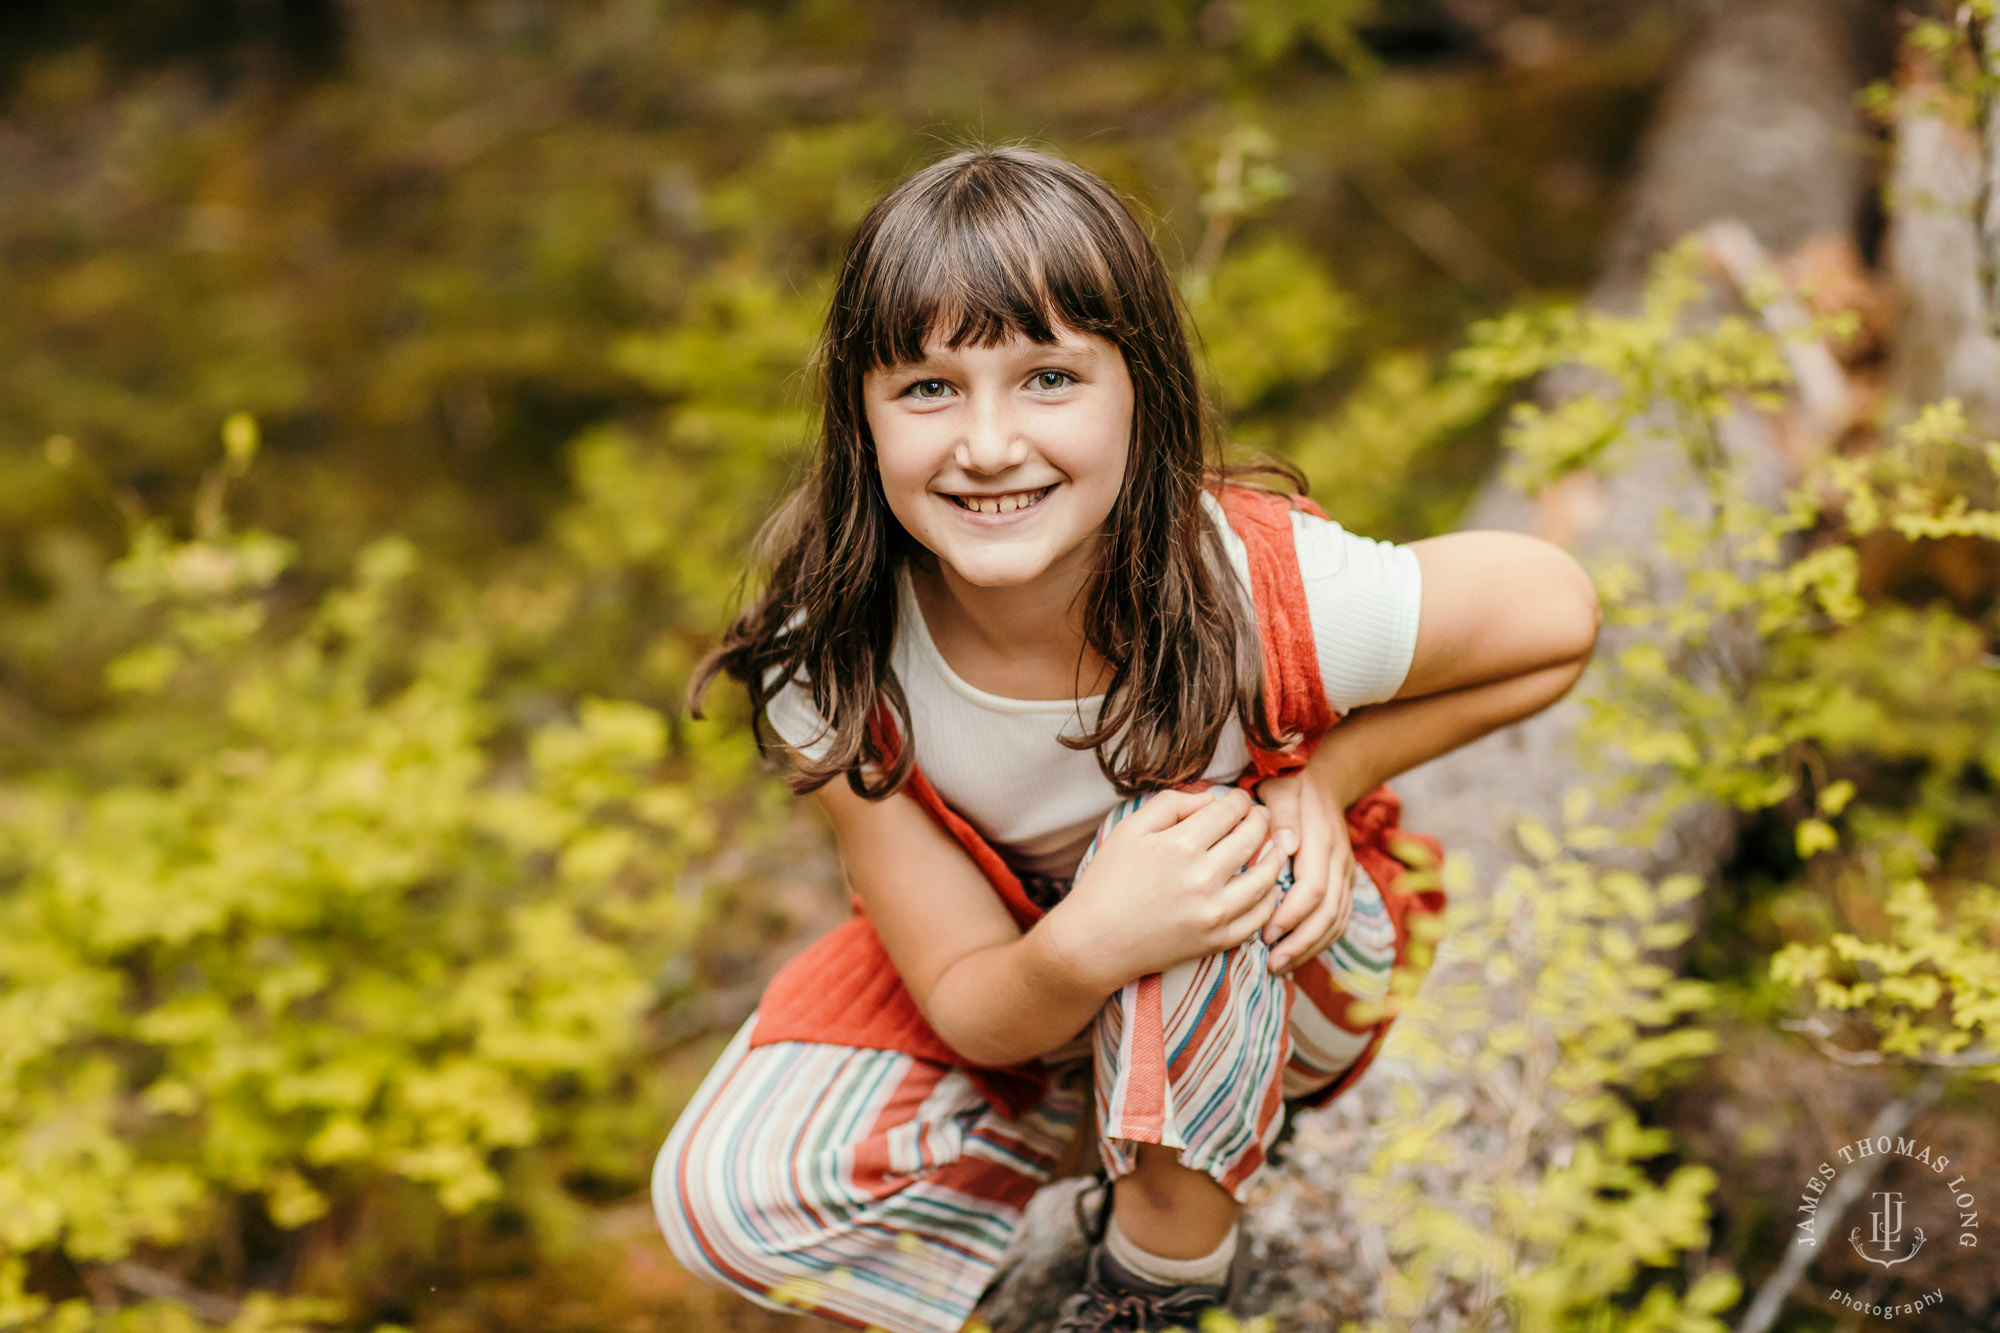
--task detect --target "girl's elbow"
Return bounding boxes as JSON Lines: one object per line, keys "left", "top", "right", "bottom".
{"left": 1518, "top": 539, "right": 1601, "bottom": 667}
{"left": 931, "top": 1013, "right": 1019, "bottom": 1068}
{"left": 1578, "top": 577, "right": 1604, "bottom": 661}
{"left": 925, "top": 977, "right": 1060, "bottom": 1067}
{"left": 917, "top": 976, "right": 1014, "bottom": 1068}
{"left": 1545, "top": 578, "right": 1600, "bottom": 703}
{"left": 1559, "top": 553, "right": 1603, "bottom": 665}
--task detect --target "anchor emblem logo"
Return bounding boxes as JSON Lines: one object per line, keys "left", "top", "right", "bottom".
{"left": 1849, "top": 1190, "right": 1925, "bottom": 1268}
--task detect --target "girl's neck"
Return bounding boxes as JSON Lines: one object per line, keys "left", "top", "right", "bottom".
{"left": 908, "top": 542, "right": 1114, "bottom": 701}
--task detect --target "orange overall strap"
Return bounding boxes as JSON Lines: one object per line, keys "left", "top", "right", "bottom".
{"left": 1214, "top": 482, "right": 1336, "bottom": 781}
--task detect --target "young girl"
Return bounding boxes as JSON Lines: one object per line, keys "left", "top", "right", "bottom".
{"left": 655, "top": 145, "right": 1599, "bottom": 1333}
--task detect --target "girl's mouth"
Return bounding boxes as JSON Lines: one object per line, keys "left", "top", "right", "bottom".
{"left": 944, "top": 484, "right": 1055, "bottom": 516}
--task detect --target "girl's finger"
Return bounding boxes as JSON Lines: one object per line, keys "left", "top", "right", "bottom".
{"left": 1217, "top": 838, "right": 1284, "bottom": 921}
{"left": 1117, "top": 786, "right": 1227, "bottom": 842}
{"left": 1269, "top": 875, "right": 1347, "bottom": 974}
{"left": 1273, "top": 858, "right": 1357, "bottom": 974}
{"left": 1293, "top": 884, "right": 1352, "bottom": 975}
{"left": 1267, "top": 792, "right": 1331, "bottom": 944}
{"left": 1201, "top": 801, "right": 1271, "bottom": 879}
{"left": 1324, "top": 838, "right": 1357, "bottom": 938}
{"left": 1255, "top": 776, "right": 1305, "bottom": 861}
{"left": 1167, "top": 785, "right": 1257, "bottom": 849}
{"left": 1326, "top": 860, "right": 1356, "bottom": 941}
{"left": 1257, "top": 852, "right": 1322, "bottom": 940}
{"left": 1281, "top": 926, "right": 1338, "bottom": 978}
{"left": 1222, "top": 874, "right": 1284, "bottom": 947}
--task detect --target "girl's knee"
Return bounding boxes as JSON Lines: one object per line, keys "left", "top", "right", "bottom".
{"left": 652, "top": 1111, "right": 730, "bottom": 1280}
{"left": 653, "top": 1106, "right": 821, "bottom": 1297}
{"left": 650, "top": 1037, "right": 798, "bottom": 1286}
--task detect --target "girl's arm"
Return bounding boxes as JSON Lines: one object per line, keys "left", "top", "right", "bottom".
{"left": 807, "top": 768, "right": 1284, "bottom": 1068}
{"left": 1258, "top": 531, "right": 1599, "bottom": 967}
{"left": 1309, "top": 652, "right": 1591, "bottom": 807}
{"left": 1394, "top": 530, "right": 1601, "bottom": 704}
{"left": 1276, "top": 530, "right": 1599, "bottom": 808}
{"left": 808, "top": 776, "right": 1110, "bottom": 1068}
{"left": 1326, "top": 528, "right": 1601, "bottom": 793}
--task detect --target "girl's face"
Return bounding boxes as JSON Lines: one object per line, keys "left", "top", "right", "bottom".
{"left": 863, "top": 325, "right": 1134, "bottom": 594}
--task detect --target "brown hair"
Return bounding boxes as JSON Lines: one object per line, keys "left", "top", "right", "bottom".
{"left": 687, "top": 142, "right": 1306, "bottom": 799}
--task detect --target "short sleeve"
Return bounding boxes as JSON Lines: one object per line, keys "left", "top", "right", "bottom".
{"left": 1290, "top": 509, "right": 1423, "bottom": 712}
{"left": 763, "top": 664, "right": 837, "bottom": 763}
{"left": 759, "top": 604, "right": 839, "bottom": 762}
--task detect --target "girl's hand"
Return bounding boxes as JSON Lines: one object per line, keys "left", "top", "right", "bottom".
{"left": 1041, "top": 786, "right": 1286, "bottom": 994}
{"left": 1254, "top": 767, "right": 1356, "bottom": 977}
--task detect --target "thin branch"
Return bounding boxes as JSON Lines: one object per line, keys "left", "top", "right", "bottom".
{"left": 107, "top": 1262, "right": 239, "bottom": 1325}
{"left": 1700, "top": 219, "right": 1856, "bottom": 448}
{"left": 1344, "top": 156, "right": 1531, "bottom": 299}
{"left": 1779, "top": 1014, "right": 2000, "bottom": 1068}
{"left": 1190, "top": 138, "right": 1246, "bottom": 282}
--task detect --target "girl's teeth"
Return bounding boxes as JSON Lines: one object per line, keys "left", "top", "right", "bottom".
{"left": 959, "top": 487, "right": 1046, "bottom": 514}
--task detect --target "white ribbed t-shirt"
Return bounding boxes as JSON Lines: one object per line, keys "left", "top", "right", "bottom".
{"left": 765, "top": 490, "right": 1422, "bottom": 883}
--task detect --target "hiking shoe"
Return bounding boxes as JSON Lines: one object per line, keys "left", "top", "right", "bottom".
{"left": 1049, "top": 1228, "right": 1248, "bottom": 1333}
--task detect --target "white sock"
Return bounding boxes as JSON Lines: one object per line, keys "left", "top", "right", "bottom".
{"left": 1104, "top": 1212, "right": 1239, "bottom": 1287}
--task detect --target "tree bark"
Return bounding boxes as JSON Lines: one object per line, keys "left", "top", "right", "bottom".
{"left": 976, "top": 2, "right": 1885, "bottom": 1328}
{"left": 1882, "top": 23, "right": 2000, "bottom": 434}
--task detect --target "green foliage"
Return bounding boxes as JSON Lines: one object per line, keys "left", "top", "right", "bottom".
{"left": 1455, "top": 225, "right": 2000, "bottom": 1105}
{"left": 1454, "top": 240, "right": 1792, "bottom": 493}
{"left": 0, "top": 434, "right": 719, "bottom": 1328}
{"left": 1184, "top": 128, "right": 1507, "bottom": 541}
{"left": 1325, "top": 234, "right": 1999, "bottom": 1325}
{"left": 1562, "top": 388, "right": 2000, "bottom": 1082}
{"left": 1274, "top": 348, "right": 1503, "bottom": 540}
{"left": 1340, "top": 805, "right": 1734, "bottom": 1332}
{"left": 1194, "top": 233, "right": 1358, "bottom": 415}
{"left": 1771, "top": 877, "right": 2000, "bottom": 1067}
{"left": 1224, "top": 0, "right": 1382, "bottom": 77}
{"left": 1858, "top": 1, "right": 1999, "bottom": 130}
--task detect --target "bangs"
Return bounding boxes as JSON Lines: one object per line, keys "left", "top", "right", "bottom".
{"left": 850, "top": 166, "right": 1134, "bottom": 372}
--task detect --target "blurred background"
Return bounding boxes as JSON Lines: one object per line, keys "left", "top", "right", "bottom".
{"left": 2, "top": 1, "right": 1997, "bottom": 1331}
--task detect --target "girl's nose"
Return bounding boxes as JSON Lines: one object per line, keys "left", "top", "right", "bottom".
{"left": 953, "top": 401, "right": 1028, "bottom": 475}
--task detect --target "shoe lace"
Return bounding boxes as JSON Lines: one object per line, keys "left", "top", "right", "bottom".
{"left": 1072, "top": 1166, "right": 1112, "bottom": 1246}
{"left": 1057, "top": 1277, "right": 1222, "bottom": 1333}
{"left": 1058, "top": 1287, "right": 1167, "bottom": 1333}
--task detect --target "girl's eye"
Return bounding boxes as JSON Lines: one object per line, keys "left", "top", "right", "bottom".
{"left": 896, "top": 370, "right": 1076, "bottom": 399}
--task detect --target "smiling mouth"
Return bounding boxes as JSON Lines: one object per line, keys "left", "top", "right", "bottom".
{"left": 944, "top": 484, "right": 1055, "bottom": 515}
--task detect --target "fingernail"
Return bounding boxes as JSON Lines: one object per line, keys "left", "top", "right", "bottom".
{"left": 1278, "top": 829, "right": 1299, "bottom": 856}
{"left": 1269, "top": 953, "right": 1289, "bottom": 971}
